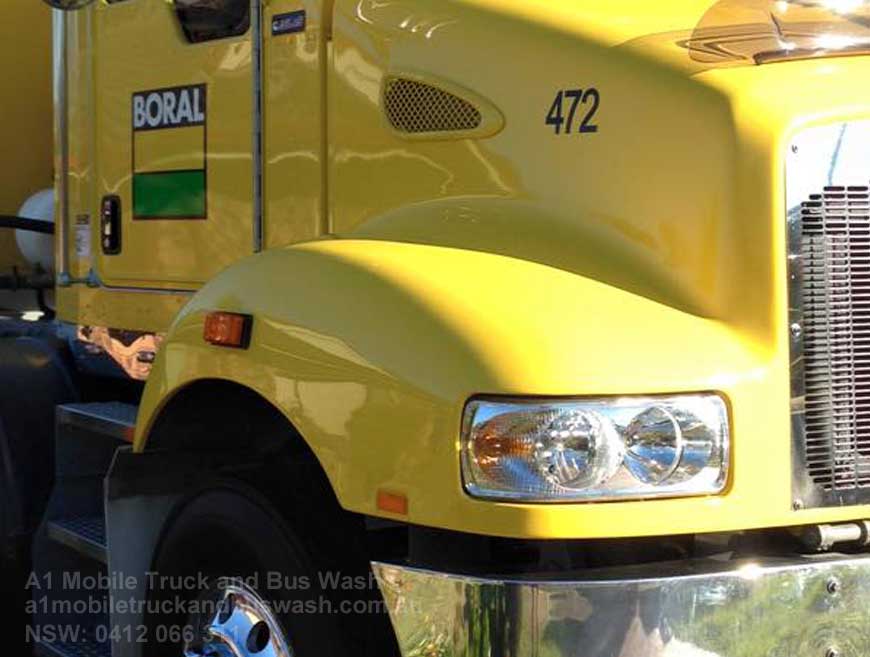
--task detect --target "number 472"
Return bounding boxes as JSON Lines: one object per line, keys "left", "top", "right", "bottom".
{"left": 546, "top": 88, "right": 600, "bottom": 135}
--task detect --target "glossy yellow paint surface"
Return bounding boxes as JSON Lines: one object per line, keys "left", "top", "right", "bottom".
{"left": 63, "top": 5, "right": 96, "bottom": 284}
{"left": 57, "top": 0, "right": 329, "bottom": 329}
{"left": 56, "top": 3, "right": 198, "bottom": 327}
{"left": 57, "top": 285, "right": 190, "bottom": 335}
{"left": 263, "top": 0, "right": 328, "bottom": 248}
{"left": 135, "top": 127, "right": 205, "bottom": 174}
{"left": 68, "top": 0, "right": 870, "bottom": 538}
{"left": 58, "top": 0, "right": 257, "bottom": 328}
{"left": 0, "top": 2, "right": 52, "bottom": 271}
{"left": 93, "top": 0, "right": 253, "bottom": 288}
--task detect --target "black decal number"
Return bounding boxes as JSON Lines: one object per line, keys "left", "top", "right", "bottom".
{"left": 545, "top": 91, "right": 566, "bottom": 134}
{"left": 578, "top": 89, "right": 599, "bottom": 133}
{"left": 546, "top": 88, "right": 599, "bottom": 135}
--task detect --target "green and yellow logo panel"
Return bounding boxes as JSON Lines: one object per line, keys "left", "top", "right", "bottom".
{"left": 132, "top": 84, "right": 207, "bottom": 220}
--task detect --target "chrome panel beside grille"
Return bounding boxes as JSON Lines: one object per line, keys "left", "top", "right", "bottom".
{"left": 789, "top": 121, "right": 870, "bottom": 508}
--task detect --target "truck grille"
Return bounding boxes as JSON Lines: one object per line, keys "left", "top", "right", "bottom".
{"left": 800, "top": 185, "right": 870, "bottom": 493}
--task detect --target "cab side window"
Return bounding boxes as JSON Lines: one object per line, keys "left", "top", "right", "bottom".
{"left": 174, "top": 0, "right": 250, "bottom": 43}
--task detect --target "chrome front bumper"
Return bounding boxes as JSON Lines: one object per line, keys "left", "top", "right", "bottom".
{"left": 372, "top": 554, "right": 870, "bottom": 657}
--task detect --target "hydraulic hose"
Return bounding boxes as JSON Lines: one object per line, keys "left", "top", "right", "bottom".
{"left": 0, "top": 216, "right": 54, "bottom": 235}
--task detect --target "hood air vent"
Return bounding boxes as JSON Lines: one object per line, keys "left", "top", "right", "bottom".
{"left": 383, "top": 77, "right": 484, "bottom": 136}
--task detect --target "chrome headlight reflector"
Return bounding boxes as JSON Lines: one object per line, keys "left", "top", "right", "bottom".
{"left": 461, "top": 395, "right": 729, "bottom": 502}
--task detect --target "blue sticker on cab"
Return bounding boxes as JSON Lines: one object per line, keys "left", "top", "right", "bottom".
{"left": 272, "top": 11, "right": 306, "bottom": 36}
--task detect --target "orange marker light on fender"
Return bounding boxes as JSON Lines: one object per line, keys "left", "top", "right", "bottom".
{"left": 203, "top": 312, "right": 253, "bottom": 349}
{"left": 377, "top": 490, "right": 408, "bottom": 516}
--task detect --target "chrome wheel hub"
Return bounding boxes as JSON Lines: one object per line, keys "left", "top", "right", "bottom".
{"left": 185, "top": 579, "right": 293, "bottom": 657}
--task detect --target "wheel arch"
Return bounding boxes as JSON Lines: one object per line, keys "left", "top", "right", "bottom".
{"left": 144, "top": 377, "right": 317, "bottom": 457}
{"left": 139, "top": 376, "right": 343, "bottom": 504}
{"left": 132, "top": 239, "right": 507, "bottom": 523}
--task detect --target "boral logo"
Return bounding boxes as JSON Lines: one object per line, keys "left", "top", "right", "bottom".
{"left": 131, "top": 84, "right": 208, "bottom": 220}
{"left": 133, "top": 85, "right": 206, "bottom": 131}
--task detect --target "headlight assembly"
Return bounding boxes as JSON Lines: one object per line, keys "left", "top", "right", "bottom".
{"left": 461, "top": 394, "right": 729, "bottom": 502}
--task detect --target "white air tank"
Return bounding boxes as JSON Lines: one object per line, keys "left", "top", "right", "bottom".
{"left": 15, "top": 188, "right": 54, "bottom": 275}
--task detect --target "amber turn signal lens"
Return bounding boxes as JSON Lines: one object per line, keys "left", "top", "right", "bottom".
{"left": 203, "top": 312, "right": 252, "bottom": 349}
{"left": 376, "top": 490, "right": 408, "bottom": 516}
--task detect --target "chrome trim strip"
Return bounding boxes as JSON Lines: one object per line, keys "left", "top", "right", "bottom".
{"left": 52, "top": 280, "right": 194, "bottom": 295}
{"left": 788, "top": 121, "right": 870, "bottom": 509}
{"left": 98, "top": 283, "right": 195, "bottom": 296}
{"left": 63, "top": 261, "right": 195, "bottom": 296}
{"left": 787, "top": 135, "right": 807, "bottom": 510}
{"left": 251, "top": 0, "right": 264, "bottom": 253}
{"left": 53, "top": 9, "right": 70, "bottom": 284}
{"left": 374, "top": 555, "right": 870, "bottom": 657}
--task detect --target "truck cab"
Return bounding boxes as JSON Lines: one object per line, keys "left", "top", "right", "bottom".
{"left": 4, "top": 1, "right": 870, "bottom": 656}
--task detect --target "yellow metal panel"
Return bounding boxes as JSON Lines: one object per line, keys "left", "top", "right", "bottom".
{"left": 262, "top": 0, "right": 326, "bottom": 247}
{"left": 92, "top": 0, "right": 253, "bottom": 287}
{"left": 329, "top": 0, "right": 732, "bottom": 320}
{"left": 130, "top": 238, "right": 785, "bottom": 540}
{"left": 63, "top": 6, "right": 98, "bottom": 282}
{"left": 57, "top": 285, "right": 190, "bottom": 335}
{"left": 134, "top": 126, "right": 205, "bottom": 174}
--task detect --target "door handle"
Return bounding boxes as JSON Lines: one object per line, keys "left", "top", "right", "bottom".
{"left": 100, "top": 195, "right": 122, "bottom": 255}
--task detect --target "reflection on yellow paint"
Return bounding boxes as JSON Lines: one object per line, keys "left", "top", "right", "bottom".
{"left": 77, "top": 325, "right": 164, "bottom": 381}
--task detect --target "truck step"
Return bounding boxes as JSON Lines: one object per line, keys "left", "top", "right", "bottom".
{"left": 47, "top": 516, "right": 107, "bottom": 564}
{"left": 36, "top": 640, "right": 111, "bottom": 657}
{"left": 57, "top": 402, "right": 138, "bottom": 443}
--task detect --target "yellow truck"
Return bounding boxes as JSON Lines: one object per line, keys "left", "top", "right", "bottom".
{"left": 4, "top": 0, "right": 870, "bottom": 655}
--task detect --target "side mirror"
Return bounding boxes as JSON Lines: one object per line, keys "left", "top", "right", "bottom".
{"left": 41, "top": 0, "right": 95, "bottom": 9}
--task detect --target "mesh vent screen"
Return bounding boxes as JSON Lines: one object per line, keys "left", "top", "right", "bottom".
{"left": 384, "top": 78, "right": 483, "bottom": 135}
{"left": 801, "top": 185, "right": 870, "bottom": 492}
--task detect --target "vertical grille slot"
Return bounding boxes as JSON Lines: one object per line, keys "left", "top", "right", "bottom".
{"left": 802, "top": 184, "right": 870, "bottom": 492}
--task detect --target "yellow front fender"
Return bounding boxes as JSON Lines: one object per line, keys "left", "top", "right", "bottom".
{"left": 135, "top": 237, "right": 818, "bottom": 540}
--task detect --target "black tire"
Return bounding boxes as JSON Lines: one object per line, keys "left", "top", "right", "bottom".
{"left": 0, "top": 529, "right": 31, "bottom": 657}
{"left": 144, "top": 486, "right": 359, "bottom": 657}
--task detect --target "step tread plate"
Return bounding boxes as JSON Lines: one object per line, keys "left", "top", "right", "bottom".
{"left": 57, "top": 402, "right": 138, "bottom": 443}
{"left": 47, "top": 516, "right": 107, "bottom": 564}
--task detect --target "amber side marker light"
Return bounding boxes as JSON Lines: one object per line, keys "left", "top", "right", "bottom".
{"left": 377, "top": 490, "right": 408, "bottom": 516}
{"left": 204, "top": 312, "right": 253, "bottom": 349}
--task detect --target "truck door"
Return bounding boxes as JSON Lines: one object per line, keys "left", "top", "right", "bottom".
{"left": 93, "top": 0, "right": 254, "bottom": 289}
